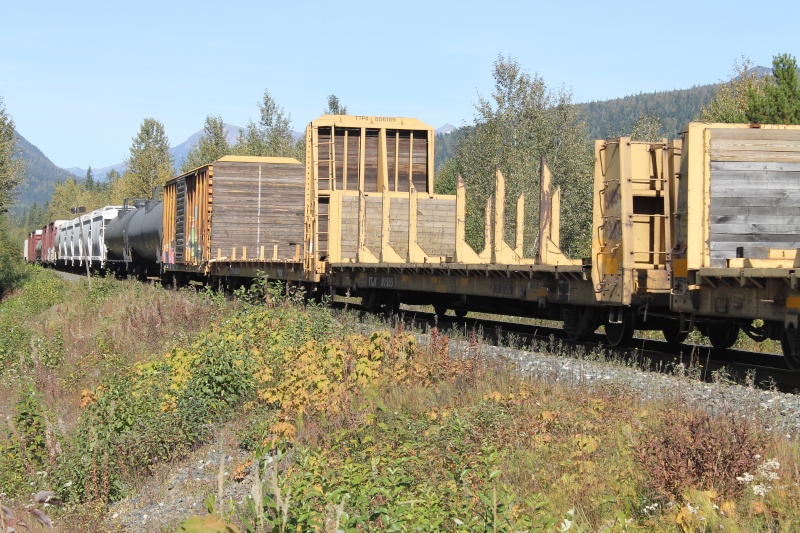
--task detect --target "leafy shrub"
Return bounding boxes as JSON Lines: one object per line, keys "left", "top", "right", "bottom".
{"left": 237, "top": 439, "right": 557, "bottom": 532}
{"left": 0, "top": 386, "right": 51, "bottom": 498}
{"left": 13, "top": 385, "right": 50, "bottom": 472}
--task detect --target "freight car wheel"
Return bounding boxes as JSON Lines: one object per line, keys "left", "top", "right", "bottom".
{"left": 454, "top": 309, "right": 468, "bottom": 319}
{"left": 661, "top": 321, "right": 688, "bottom": 347}
{"left": 384, "top": 292, "right": 401, "bottom": 318}
{"left": 562, "top": 306, "right": 595, "bottom": 341}
{"left": 781, "top": 324, "right": 800, "bottom": 370}
{"left": 363, "top": 291, "right": 380, "bottom": 314}
{"left": 706, "top": 321, "right": 739, "bottom": 350}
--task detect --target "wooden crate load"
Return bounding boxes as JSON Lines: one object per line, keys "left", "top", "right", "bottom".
{"left": 674, "top": 123, "right": 800, "bottom": 271}
{"left": 670, "top": 123, "right": 800, "bottom": 330}
{"left": 162, "top": 156, "right": 305, "bottom": 275}
{"left": 327, "top": 190, "right": 457, "bottom": 264}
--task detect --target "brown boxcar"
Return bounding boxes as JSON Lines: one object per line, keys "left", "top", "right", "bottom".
{"left": 40, "top": 220, "right": 67, "bottom": 264}
{"left": 162, "top": 156, "right": 306, "bottom": 279}
{"left": 25, "top": 230, "right": 42, "bottom": 263}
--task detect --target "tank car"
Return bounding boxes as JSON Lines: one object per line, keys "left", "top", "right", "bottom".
{"left": 105, "top": 199, "right": 163, "bottom": 278}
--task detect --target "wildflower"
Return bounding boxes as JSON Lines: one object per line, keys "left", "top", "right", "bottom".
{"left": 737, "top": 472, "right": 754, "bottom": 483}
{"left": 753, "top": 483, "right": 771, "bottom": 497}
{"left": 642, "top": 502, "right": 660, "bottom": 516}
{"left": 758, "top": 458, "right": 780, "bottom": 481}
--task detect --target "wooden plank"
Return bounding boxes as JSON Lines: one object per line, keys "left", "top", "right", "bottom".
{"left": 711, "top": 161, "right": 800, "bottom": 172}
{"left": 712, "top": 196, "right": 800, "bottom": 208}
{"left": 388, "top": 197, "right": 410, "bottom": 257}
{"left": 711, "top": 128, "right": 800, "bottom": 142}
{"left": 710, "top": 232, "right": 800, "bottom": 243}
{"left": 711, "top": 209, "right": 800, "bottom": 220}
{"left": 710, "top": 172, "right": 800, "bottom": 189}
{"left": 416, "top": 197, "right": 456, "bottom": 256}
{"left": 711, "top": 151, "right": 800, "bottom": 163}
{"left": 712, "top": 138, "right": 800, "bottom": 153}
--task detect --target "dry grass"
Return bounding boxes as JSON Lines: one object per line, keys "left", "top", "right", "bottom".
{"left": 19, "top": 279, "right": 229, "bottom": 434}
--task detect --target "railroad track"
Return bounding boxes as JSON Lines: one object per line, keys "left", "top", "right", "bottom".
{"left": 374, "top": 306, "right": 800, "bottom": 393}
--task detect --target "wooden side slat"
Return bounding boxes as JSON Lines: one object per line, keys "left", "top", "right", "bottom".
{"left": 194, "top": 160, "right": 306, "bottom": 261}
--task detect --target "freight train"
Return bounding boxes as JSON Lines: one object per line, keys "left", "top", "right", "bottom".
{"left": 24, "top": 115, "right": 800, "bottom": 369}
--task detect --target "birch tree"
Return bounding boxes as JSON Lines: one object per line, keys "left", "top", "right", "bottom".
{"left": 451, "top": 55, "right": 593, "bottom": 257}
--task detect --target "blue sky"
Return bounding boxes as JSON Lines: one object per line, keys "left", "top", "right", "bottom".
{"left": 1, "top": 0, "right": 797, "bottom": 169}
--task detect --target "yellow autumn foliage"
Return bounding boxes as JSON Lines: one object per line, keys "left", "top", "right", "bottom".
{"left": 255, "top": 330, "right": 417, "bottom": 419}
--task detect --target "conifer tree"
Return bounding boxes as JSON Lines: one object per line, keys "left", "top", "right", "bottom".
{"left": 84, "top": 166, "right": 94, "bottom": 190}
{"left": 0, "top": 96, "right": 23, "bottom": 213}
{"left": 181, "top": 115, "right": 231, "bottom": 173}
{"left": 746, "top": 53, "right": 800, "bottom": 124}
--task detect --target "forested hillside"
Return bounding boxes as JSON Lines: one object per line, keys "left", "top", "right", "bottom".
{"left": 434, "top": 127, "right": 469, "bottom": 172}
{"left": 13, "top": 131, "right": 79, "bottom": 205}
{"left": 577, "top": 83, "right": 720, "bottom": 139}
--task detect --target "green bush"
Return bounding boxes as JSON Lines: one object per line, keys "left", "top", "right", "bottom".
{"left": 49, "top": 288, "right": 340, "bottom": 504}
{"left": 0, "top": 266, "right": 65, "bottom": 368}
{"left": 242, "top": 433, "right": 558, "bottom": 532}
{"left": 0, "top": 385, "right": 49, "bottom": 498}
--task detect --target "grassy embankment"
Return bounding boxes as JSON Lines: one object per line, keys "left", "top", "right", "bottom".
{"left": 1, "top": 267, "right": 800, "bottom": 532}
